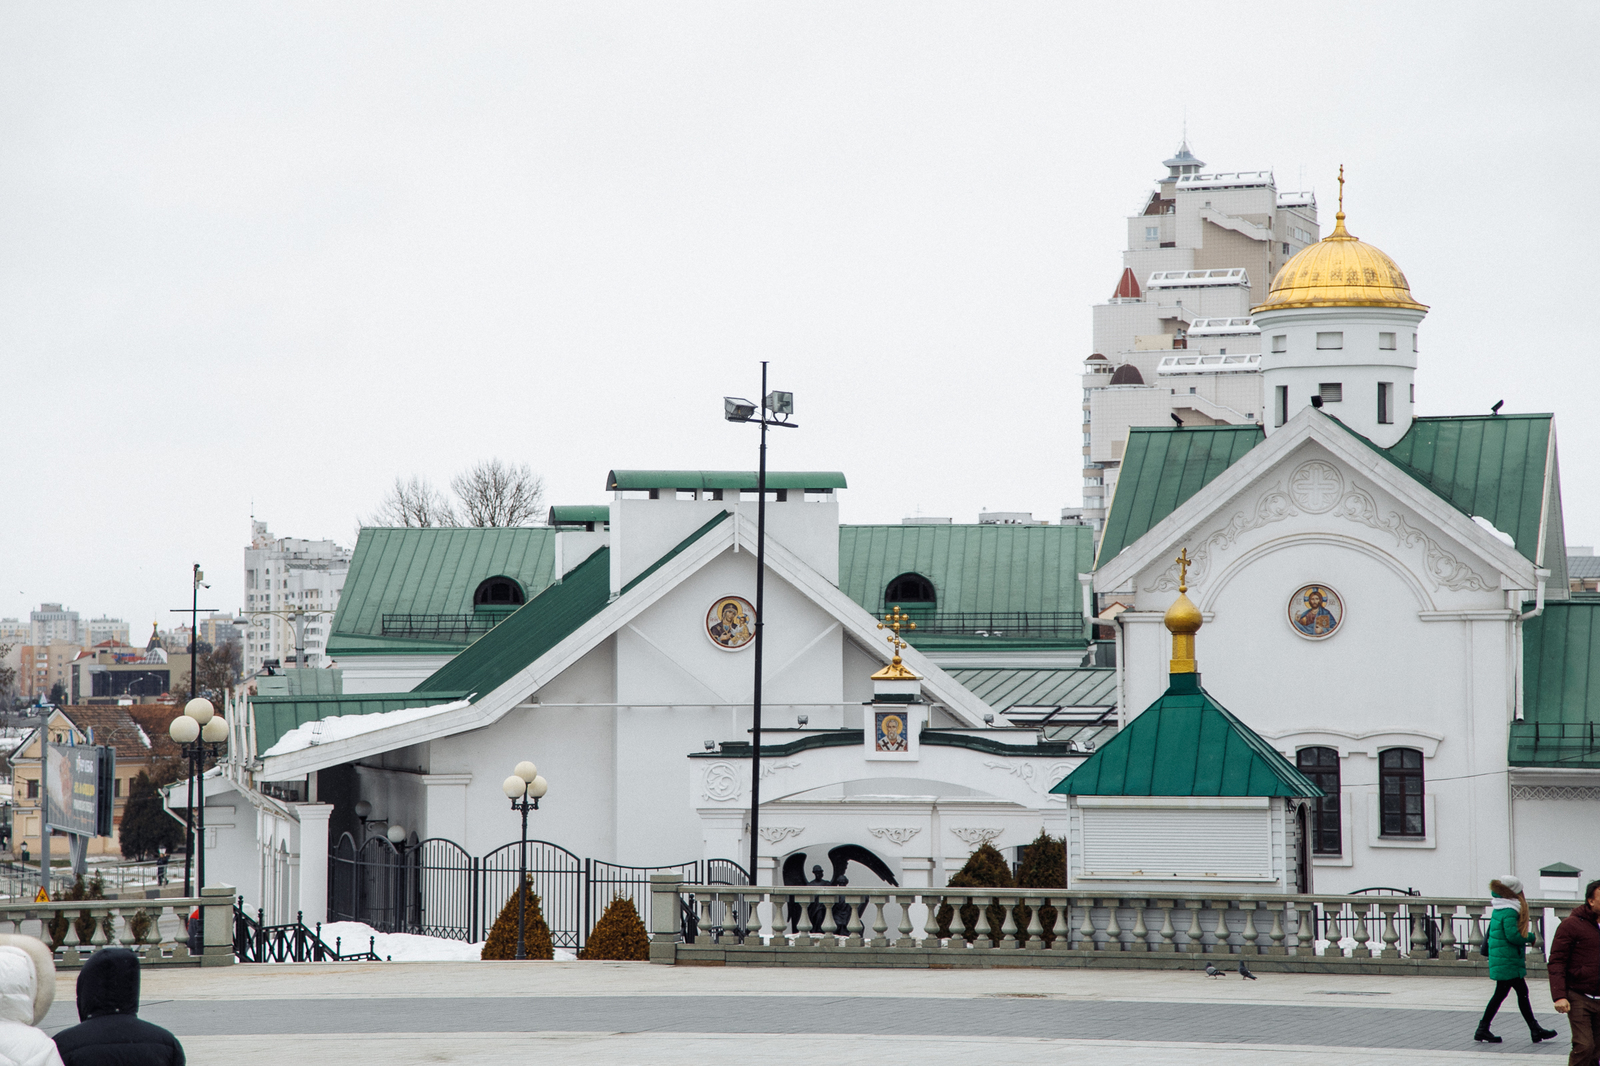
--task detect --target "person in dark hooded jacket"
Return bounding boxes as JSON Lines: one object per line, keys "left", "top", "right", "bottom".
{"left": 52, "top": 948, "right": 183, "bottom": 1066}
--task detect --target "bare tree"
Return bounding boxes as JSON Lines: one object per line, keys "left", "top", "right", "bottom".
{"left": 0, "top": 642, "right": 14, "bottom": 707}
{"left": 369, "top": 475, "right": 459, "bottom": 527}
{"left": 452, "top": 460, "right": 545, "bottom": 527}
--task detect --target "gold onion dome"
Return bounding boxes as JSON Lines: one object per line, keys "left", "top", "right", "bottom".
{"left": 1165, "top": 549, "right": 1201, "bottom": 674}
{"left": 1253, "top": 211, "right": 1428, "bottom": 314}
{"left": 1164, "top": 590, "right": 1202, "bottom": 635}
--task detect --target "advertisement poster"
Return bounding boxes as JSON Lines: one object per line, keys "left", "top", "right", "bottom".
{"left": 44, "top": 745, "right": 114, "bottom": 838}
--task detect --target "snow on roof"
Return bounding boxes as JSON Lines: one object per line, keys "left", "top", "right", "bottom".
{"left": 261, "top": 699, "right": 472, "bottom": 758}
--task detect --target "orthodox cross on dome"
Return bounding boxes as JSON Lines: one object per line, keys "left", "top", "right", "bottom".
{"left": 1175, "top": 549, "right": 1192, "bottom": 593}
{"left": 877, "top": 605, "right": 917, "bottom": 667}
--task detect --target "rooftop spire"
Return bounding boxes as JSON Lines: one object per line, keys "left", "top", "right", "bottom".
{"left": 1328, "top": 163, "right": 1353, "bottom": 239}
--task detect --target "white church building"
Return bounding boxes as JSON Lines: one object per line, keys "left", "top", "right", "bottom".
{"left": 185, "top": 189, "right": 1597, "bottom": 940}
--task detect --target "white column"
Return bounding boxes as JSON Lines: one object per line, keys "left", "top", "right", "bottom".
{"left": 420, "top": 774, "right": 474, "bottom": 843}
{"left": 295, "top": 803, "right": 334, "bottom": 926}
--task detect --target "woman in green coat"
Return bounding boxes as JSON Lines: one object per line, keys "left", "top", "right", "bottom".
{"left": 1476, "top": 875, "right": 1559, "bottom": 1043}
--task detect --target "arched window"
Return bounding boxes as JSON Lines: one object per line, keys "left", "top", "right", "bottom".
{"left": 473, "top": 576, "right": 525, "bottom": 607}
{"left": 1295, "top": 747, "right": 1341, "bottom": 855}
{"left": 884, "top": 572, "right": 935, "bottom": 608}
{"left": 1379, "top": 748, "right": 1425, "bottom": 837}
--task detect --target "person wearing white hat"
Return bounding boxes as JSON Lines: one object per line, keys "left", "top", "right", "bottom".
{"left": 1477, "top": 875, "right": 1558, "bottom": 1044}
{"left": 0, "top": 933, "right": 64, "bottom": 1066}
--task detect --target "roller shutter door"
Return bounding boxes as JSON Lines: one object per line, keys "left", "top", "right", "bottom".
{"left": 1079, "top": 806, "right": 1272, "bottom": 881}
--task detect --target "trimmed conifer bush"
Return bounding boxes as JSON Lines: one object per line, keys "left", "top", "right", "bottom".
{"left": 480, "top": 876, "right": 554, "bottom": 960}
{"left": 936, "top": 842, "right": 1014, "bottom": 943}
{"left": 1015, "top": 831, "right": 1066, "bottom": 945}
{"left": 578, "top": 895, "right": 650, "bottom": 960}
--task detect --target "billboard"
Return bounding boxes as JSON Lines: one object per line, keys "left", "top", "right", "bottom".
{"left": 44, "top": 744, "right": 115, "bottom": 838}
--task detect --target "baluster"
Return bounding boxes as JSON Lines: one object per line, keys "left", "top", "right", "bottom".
{"left": 1129, "top": 900, "right": 1149, "bottom": 952}
{"left": 1079, "top": 900, "right": 1098, "bottom": 950}
{"left": 920, "top": 894, "right": 943, "bottom": 949}
{"left": 1438, "top": 904, "right": 1458, "bottom": 960}
{"left": 1379, "top": 902, "right": 1400, "bottom": 958}
{"left": 1024, "top": 896, "right": 1044, "bottom": 949}
{"left": 972, "top": 896, "right": 992, "bottom": 950}
{"left": 1157, "top": 902, "right": 1176, "bottom": 953}
{"left": 1294, "top": 904, "right": 1313, "bottom": 955}
{"left": 696, "top": 897, "right": 713, "bottom": 946}
{"left": 821, "top": 892, "right": 840, "bottom": 947}
{"left": 1185, "top": 901, "right": 1204, "bottom": 953}
{"left": 1467, "top": 905, "right": 1487, "bottom": 959}
{"left": 60, "top": 908, "right": 82, "bottom": 967}
{"left": 1104, "top": 899, "right": 1123, "bottom": 952}
{"left": 847, "top": 895, "right": 865, "bottom": 947}
{"left": 894, "top": 895, "right": 913, "bottom": 948}
{"left": 1268, "top": 905, "right": 1286, "bottom": 955}
{"left": 1351, "top": 903, "right": 1372, "bottom": 958}
{"left": 1050, "top": 897, "right": 1069, "bottom": 950}
{"left": 1408, "top": 904, "right": 1430, "bottom": 959}
{"left": 768, "top": 893, "right": 787, "bottom": 947}
{"left": 1241, "top": 903, "right": 1260, "bottom": 955}
{"left": 999, "top": 895, "right": 1018, "bottom": 948}
{"left": 796, "top": 893, "right": 813, "bottom": 948}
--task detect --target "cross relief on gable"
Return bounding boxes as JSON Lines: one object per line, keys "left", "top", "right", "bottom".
{"left": 1142, "top": 459, "right": 1495, "bottom": 595}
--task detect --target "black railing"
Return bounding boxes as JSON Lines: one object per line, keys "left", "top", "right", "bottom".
{"left": 895, "top": 611, "right": 1083, "bottom": 639}
{"left": 380, "top": 612, "right": 507, "bottom": 640}
{"left": 328, "top": 832, "right": 747, "bottom": 949}
{"left": 234, "top": 901, "right": 382, "bottom": 963}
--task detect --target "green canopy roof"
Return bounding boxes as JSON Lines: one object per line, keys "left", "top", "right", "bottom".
{"left": 1050, "top": 673, "right": 1321, "bottom": 798}
{"left": 1510, "top": 600, "right": 1600, "bottom": 767}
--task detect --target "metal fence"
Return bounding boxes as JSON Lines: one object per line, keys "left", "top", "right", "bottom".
{"left": 328, "top": 833, "right": 746, "bottom": 948}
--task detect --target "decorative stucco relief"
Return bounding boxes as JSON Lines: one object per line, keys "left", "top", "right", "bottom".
{"left": 759, "top": 760, "right": 801, "bottom": 780}
{"left": 983, "top": 760, "right": 1036, "bottom": 788}
{"left": 1511, "top": 786, "right": 1600, "bottom": 801}
{"left": 758, "top": 825, "right": 804, "bottom": 843}
{"left": 701, "top": 763, "right": 741, "bottom": 802}
{"left": 867, "top": 826, "right": 921, "bottom": 847}
{"left": 1143, "top": 461, "right": 1495, "bottom": 594}
{"left": 950, "top": 827, "right": 1003, "bottom": 847}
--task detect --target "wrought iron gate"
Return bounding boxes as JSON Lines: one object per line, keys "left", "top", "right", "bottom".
{"left": 328, "top": 832, "right": 745, "bottom": 948}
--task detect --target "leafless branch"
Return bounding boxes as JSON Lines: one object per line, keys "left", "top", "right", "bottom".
{"left": 451, "top": 459, "right": 545, "bottom": 527}
{"left": 368, "top": 475, "right": 459, "bottom": 528}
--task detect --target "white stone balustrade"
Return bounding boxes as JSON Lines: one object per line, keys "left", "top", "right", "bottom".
{"left": 0, "top": 893, "right": 232, "bottom": 968}
{"left": 657, "top": 883, "right": 1565, "bottom": 972}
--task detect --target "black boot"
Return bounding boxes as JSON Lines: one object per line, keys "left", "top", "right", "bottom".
{"left": 1531, "top": 1025, "right": 1558, "bottom": 1042}
{"left": 1474, "top": 1028, "right": 1502, "bottom": 1043}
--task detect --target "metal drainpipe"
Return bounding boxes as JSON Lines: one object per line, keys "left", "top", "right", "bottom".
{"left": 1113, "top": 612, "right": 1127, "bottom": 731}
{"left": 1517, "top": 569, "right": 1550, "bottom": 622}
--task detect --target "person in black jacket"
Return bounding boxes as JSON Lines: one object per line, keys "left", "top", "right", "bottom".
{"left": 52, "top": 948, "right": 183, "bottom": 1066}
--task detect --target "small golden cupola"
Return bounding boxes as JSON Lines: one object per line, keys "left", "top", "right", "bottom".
{"left": 1164, "top": 549, "right": 1202, "bottom": 675}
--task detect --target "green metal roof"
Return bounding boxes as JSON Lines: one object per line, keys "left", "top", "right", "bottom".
{"left": 1383, "top": 415, "right": 1564, "bottom": 586}
{"left": 327, "top": 527, "right": 559, "bottom": 656}
{"left": 415, "top": 511, "right": 732, "bottom": 701}
{"left": 837, "top": 524, "right": 1096, "bottom": 645}
{"left": 253, "top": 691, "right": 469, "bottom": 757}
{"left": 547, "top": 505, "right": 610, "bottom": 526}
{"left": 253, "top": 668, "right": 342, "bottom": 698}
{"left": 946, "top": 667, "right": 1116, "bottom": 711}
{"left": 1051, "top": 673, "right": 1321, "bottom": 797}
{"left": 606, "top": 470, "right": 847, "bottom": 491}
{"left": 1510, "top": 601, "right": 1600, "bottom": 767}
{"left": 1096, "top": 425, "right": 1264, "bottom": 567}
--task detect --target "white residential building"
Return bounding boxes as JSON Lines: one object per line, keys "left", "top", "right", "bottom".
{"left": 243, "top": 521, "right": 351, "bottom": 673}
{"left": 1080, "top": 142, "right": 1320, "bottom": 534}
{"left": 29, "top": 604, "right": 81, "bottom": 646}
{"left": 83, "top": 616, "right": 130, "bottom": 646}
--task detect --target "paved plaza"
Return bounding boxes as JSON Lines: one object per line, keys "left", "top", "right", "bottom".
{"left": 33, "top": 960, "right": 1575, "bottom": 1064}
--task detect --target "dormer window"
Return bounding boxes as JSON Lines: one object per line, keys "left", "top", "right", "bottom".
{"left": 473, "top": 576, "right": 525, "bottom": 607}
{"left": 884, "top": 573, "right": 936, "bottom": 608}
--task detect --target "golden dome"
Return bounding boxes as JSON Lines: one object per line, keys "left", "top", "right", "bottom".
{"left": 1253, "top": 212, "right": 1427, "bottom": 313}
{"left": 1164, "top": 591, "right": 1202, "bottom": 636}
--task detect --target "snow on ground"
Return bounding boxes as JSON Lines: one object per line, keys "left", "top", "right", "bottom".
{"left": 317, "top": 922, "right": 577, "bottom": 962}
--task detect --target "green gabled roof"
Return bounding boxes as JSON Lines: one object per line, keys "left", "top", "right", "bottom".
{"left": 1096, "top": 425, "right": 1264, "bottom": 567}
{"left": 253, "top": 691, "right": 470, "bottom": 756}
{"left": 254, "top": 668, "right": 343, "bottom": 698}
{"left": 415, "top": 511, "right": 732, "bottom": 701}
{"left": 946, "top": 666, "right": 1116, "bottom": 711}
{"left": 1050, "top": 673, "right": 1320, "bottom": 797}
{"left": 1382, "top": 415, "right": 1563, "bottom": 585}
{"left": 328, "top": 527, "right": 559, "bottom": 656}
{"left": 1510, "top": 601, "right": 1600, "bottom": 767}
{"left": 836, "top": 523, "right": 1095, "bottom": 622}
{"left": 607, "top": 470, "right": 847, "bottom": 491}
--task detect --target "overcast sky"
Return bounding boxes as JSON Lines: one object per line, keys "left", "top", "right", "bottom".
{"left": 1, "top": 2, "right": 1594, "bottom": 631}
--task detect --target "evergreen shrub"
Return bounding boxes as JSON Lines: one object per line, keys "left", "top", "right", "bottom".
{"left": 1014, "top": 831, "right": 1066, "bottom": 945}
{"left": 480, "top": 876, "right": 554, "bottom": 960}
{"left": 936, "top": 843, "right": 1014, "bottom": 942}
{"left": 578, "top": 896, "right": 649, "bottom": 960}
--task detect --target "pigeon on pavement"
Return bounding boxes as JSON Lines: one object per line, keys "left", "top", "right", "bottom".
{"left": 1204, "top": 963, "right": 1221, "bottom": 978}
{"left": 1239, "top": 961, "right": 1257, "bottom": 980}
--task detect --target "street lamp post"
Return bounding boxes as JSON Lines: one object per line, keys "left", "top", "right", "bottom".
{"left": 169, "top": 698, "right": 228, "bottom": 894}
{"left": 724, "top": 366, "right": 797, "bottom": 887}
{"left": 501, "top": 761, "right": 550, "bottom": 960}
{"left": 386, "top": 823, "right": 408, "bottom": 933}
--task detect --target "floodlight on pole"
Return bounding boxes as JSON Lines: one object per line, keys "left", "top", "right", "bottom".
{"left": 724, "top": 397, "right": 757, "bottom": 422}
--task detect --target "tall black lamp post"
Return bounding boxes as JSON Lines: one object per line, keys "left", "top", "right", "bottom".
{"left": 168, "top": 698, "right": 228, "bottom": 894}
{"left": 723, "top": 364, "right": 797, "bottom": 886}
{"left": 501, "top": 761, "right": 550, "bottom": 960}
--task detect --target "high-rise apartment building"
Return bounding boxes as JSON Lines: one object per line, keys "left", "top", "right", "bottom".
{"left": 83, "top": 617, "right": 130, "bottom": 646}
{"left": 243, "top": 521, "right": 351, "bottom": 673}
{"left": 1079, "top": 142, "right": 1320, "bottom": 534}
{"left": 29, "top": 604, "right": 81, "bottom": 646}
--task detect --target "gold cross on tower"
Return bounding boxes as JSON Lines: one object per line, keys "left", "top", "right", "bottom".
{"left": 1337, "top": 163, "right": 1345, "bottom": 214}
{"left": 877, "top": 605, "right": 917, "bottom": 667}
{"left": 1175, "top": 548, "right": 1192, "bottom": 593}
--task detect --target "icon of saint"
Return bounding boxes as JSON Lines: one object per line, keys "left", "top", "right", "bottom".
{"left": 709, "top": 601, "right": 751, "bottom": 647}
{"left": 1294, "top": 587, "right": 1337, "bottom": 636}
{"left": 877, "top": 714, "right": 908, "bottom": 752}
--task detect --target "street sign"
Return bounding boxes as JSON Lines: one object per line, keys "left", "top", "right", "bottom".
{"left": 33, "top": 889, "right": 48, "bottom": 903}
